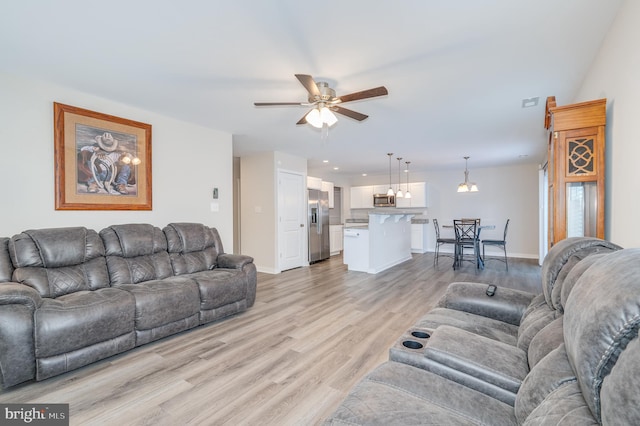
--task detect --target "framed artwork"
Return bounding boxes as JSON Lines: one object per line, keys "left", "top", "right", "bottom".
{"left": 53, "top": 102, "right": 152, "bottom": 210}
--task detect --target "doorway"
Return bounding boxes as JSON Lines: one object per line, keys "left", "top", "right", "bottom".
{"left": 277, "top": 169, "right": 307, "bottom": 271}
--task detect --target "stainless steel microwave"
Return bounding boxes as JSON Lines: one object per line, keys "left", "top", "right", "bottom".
{"left": 373, "top": 194, "right": 395, "bottom": 207}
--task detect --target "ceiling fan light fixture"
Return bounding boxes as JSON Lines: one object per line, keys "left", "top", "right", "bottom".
{"left": 306, "top": 106, "right": 338, "bottom": 129}
{"left": 320, "top": 107, "right": 338, "bottom": 127}
{"left": 305, "top": 108, "right": 322, "bottom": 128}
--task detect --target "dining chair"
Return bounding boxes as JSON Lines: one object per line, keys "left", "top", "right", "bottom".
{"left": 482, "top": 219, "right": 510, "bottom": 271}
{"left": 433, "top": 219, "right": 456, "bottom": 267}
{"left": 453, "top": 219, "right": 480, "bottom": 270}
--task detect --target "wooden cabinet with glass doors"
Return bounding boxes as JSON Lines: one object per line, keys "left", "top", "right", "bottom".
{"left": 544, "top": 96, "right": 606, "bottom": 249}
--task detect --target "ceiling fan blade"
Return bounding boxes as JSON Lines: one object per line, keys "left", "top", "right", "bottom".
{"left": 254, "top": 102, "right": 305, "bottom": 106}
{"left": 295, "top": 74, "right": 321, "bottom": 98}
{"left": 331, "top": 106, "right": 368, "bottom": 121}
{"left": 296, "top": 112, "right": 308, "bottom": 125}
{"left": 337, "top": 86, "right": 388, "bottom": 103}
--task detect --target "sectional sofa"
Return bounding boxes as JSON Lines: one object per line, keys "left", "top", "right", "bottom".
{"left": 326, "top": 237, "right": 640, "bottom": 425}
{"left": 0, "top": 222, "right": 256, "bottom": 389}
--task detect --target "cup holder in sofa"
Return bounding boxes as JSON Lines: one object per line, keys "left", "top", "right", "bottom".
{"left": 402, "top": 340, "right": 424, "bottom": 350}
{"left": 411, "top": 331, "right": 431, "bottom": 339}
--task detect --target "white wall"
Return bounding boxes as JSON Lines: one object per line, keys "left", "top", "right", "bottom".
{"left": 240, "top": 152, "right": 277, "bottom": 272}
{"left": 0, "top": 72, "right": 235, "bottom": 249}
{"left": 573, "top": 0, "right": 640, "bottom": 248}
{"left": 422, "top": 164, "right": 539, "bottom": 258}
{"left": 240, "top": 151, "right": 307, "bottom": 273}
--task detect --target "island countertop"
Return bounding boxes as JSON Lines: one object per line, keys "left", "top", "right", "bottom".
{"left": 343, "top": 212, "right": 414, "bottom": 274}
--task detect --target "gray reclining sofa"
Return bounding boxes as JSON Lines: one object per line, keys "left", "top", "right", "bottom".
{"left": 0, "top": 222, "right": 256, "bottom": 388}
{"left": 326, "top": 238, "right": 640, "bottom": 425}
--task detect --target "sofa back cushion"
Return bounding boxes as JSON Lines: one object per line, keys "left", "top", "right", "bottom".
{"left": 0, "top": 237, "right": 13, "bottom": 282}
{"left": 100, "top": 224, "right": 173, "bottom": 284}
{"left": 164, "top": 223, "right": 222, "bottom": 275}
{"left": 540, "top": 237, "right": 622, "bottom": 311}
{"left": 8, "top": 227, "right": 109, "bottom": 298}
{"left": 564, "top": 248, "right": 640, "bottom": 423}
{"left": 515, "top": 344, "right": 577, "bottom": 422}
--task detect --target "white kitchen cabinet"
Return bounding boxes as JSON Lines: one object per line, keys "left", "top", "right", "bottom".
{"left": 307, "top": 176, "right": 322, "bottom": 190}
{"left": 372, "top": 185, "right": 390, "bottom": 195}
{"left": 350, "top": 186, "right": 374, "bottom": 209}
{"left": 329, "top": 224, "right": 343, "bottom": 255}
{"left": 396, "top": 182, "right": 428, "bottom": 208}
{"left": 322, "top": 181, "right": 335, "bottom": 208}
{"left": 411, "top": 223, "right": 429, "bottom": 253}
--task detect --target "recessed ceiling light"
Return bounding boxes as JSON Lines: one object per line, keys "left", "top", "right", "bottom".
{"left": 522, "top": 97, "right": 539, "bottom": 108}
{"left": 362, "top": 173, "right": 367, "bottom": 176}
{"left": 323, "top": 160, "right": 329, "bottom": 163}
{"left": 333, "top": 167, "right": 339, "bottom": 170}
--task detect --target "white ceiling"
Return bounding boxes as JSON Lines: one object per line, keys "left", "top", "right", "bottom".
{"left": 0, "top": 1, "right": 623, "bottom": 179}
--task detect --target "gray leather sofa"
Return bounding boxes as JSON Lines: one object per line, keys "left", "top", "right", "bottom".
{"left": 0, "top": 223, "right": 256, "bottom": 388}
{"left": 326, "top": 238, "right": 640, "bottom": 425}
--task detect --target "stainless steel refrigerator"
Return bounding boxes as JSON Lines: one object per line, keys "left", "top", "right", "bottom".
{"left": 308, "top": 189, "right": 330, "bottom": 263}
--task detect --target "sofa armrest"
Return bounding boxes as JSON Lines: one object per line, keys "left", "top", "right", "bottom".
{"left": 0, "top": 282, "right": 43, "bottom": 309}
{"left": 217, "top": 253, "right": 254, "bottom": 270}
{"left": 0, "top": 283, "right": 41, "bottom": 388}
{"left": 437, "top": 282, "right": 536, "bottom": 326}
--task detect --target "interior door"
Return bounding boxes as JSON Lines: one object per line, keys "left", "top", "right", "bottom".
{"left": 278, "top": 170, "right": 306, "bottom": 271}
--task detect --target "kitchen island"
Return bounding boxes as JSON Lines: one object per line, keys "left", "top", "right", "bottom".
{"left": 343, "top": 212, "right": 414, "bottom": 274}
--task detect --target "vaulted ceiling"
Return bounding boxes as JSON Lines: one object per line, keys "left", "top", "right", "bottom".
{"left": 0, "top": 1, "right": 623, "bottom": 178}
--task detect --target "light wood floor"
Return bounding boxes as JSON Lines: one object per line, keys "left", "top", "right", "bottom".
{"left": 0, "top": 252, "right": 541, "bottom": 425}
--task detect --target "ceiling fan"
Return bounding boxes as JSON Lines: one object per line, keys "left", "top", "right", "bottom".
{"left": 254, "top": 74, "right": 388, "bottom": 128}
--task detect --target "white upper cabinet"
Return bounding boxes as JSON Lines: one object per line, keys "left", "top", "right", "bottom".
{"left": 396, "top": 182, "right": 428, "bottom": 208}
{"left": 307, "top": 176, "right": 322, "bottom": 190}
{"left": 372, "top": 185, "right": 389, "bottom": 195}
{"left": 321, "top": 181, "right": 335, "bottom": 208}
{"left": 350, "top": 186, "right": 374, "bottom": 209}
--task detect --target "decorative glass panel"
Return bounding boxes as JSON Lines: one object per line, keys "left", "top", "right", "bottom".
{"left": 567, "top": 138, "right": 595, "bottom": 176}
{"left": 566, "top": 182, "right": 597, "bottom": 238}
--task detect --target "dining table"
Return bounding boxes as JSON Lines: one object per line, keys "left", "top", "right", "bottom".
{"left": 443, "top": 221, "right": 495, "bottom": 269}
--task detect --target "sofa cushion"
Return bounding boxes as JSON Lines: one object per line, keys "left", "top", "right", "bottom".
{"left": 9, "top": 228, "right": 109, "bottom": 297}
{"left": 559, "top": 253, "right": 607, "bottom": 313}
{"left": 600, "top": 335, "right": 640, "bottom": 425}
{"left": 184, "top": 268, "right": 248, "bottom": 311}
{"left": 164, "top": 223, "right": 222, "bottom": 274}
{"left": 527, "top": 316, "right": 564, "bottom": 369}
{"left": 415, "top": 307, "right": 520, "bottom": 346}
{"left": 101, "top": 224, "right": 173, "bottom": 284}
{"left": 514, "top": 344, "right": 577, "bottom": 423}
{"left": 522, "top": 379, "right": 598, "bottom": 425}
{"left": 325, "top": 361, "right": 516, "bottom": 425}
{"left": 34, "top": 287, "right": 135, "bottom": 358}
{"left": 423, "top": 325, "right": 528, "bottom": 396}
{"left": 115, "top": 277, "right": 200, "bottom": 331}
{"left": 563, "top": 248, "right": 640, "bottom": 423}
{"left": 516, "top": 305, "right": 559, "bottom": 352}
{"left": 540, "top": 237, "right": 621, "bottom": 311}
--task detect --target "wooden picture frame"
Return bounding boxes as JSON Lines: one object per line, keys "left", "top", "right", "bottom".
{"left": 53, "top": 102, "right": 152, "bottom": 210}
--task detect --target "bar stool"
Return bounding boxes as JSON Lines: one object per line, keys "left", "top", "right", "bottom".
{"left": 482, "top": 219, "right": 510, "bottom": 271}
{"left": 433, "top": 219, "right": 456, "bottom": 267}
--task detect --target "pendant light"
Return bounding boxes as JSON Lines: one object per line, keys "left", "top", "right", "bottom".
{"left": 396, "top": 157, "right": 404, "bottom": 198}
{"left": 386, "top": 153, "right": 395, "bottom": 196}
{"left": 457, "top": 156, "right": 479, "bottom": 192}
{"left": 405, "top": 161, "right": 412, "bottom": 199}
